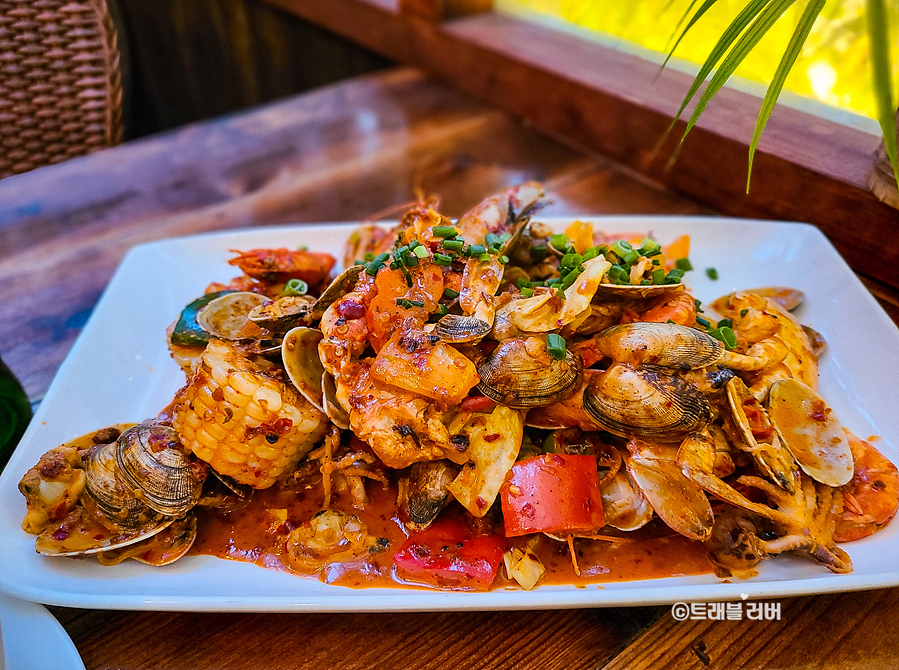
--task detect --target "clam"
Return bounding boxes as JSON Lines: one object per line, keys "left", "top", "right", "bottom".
{"left": 725, "top": 377, "right": 797, "bottom": 493}
{"left": 248, "top": 295, "right": 315, "bottom": 332}
{"left": 592, "top": 322, "right": 722, "bottom": 369}
{"left": 97, "top": 515, "right": 198, "bottom": 566}
{"left": 396, "top": 460, "right": 460, "bottom": 531}
{"left": 282, "top": 326, "right": 326, "bottom": 410}
{"left": 196, "top": 291, "right": 269, "bottom": 340}
{"left": 592, "top": 282, "right": 685, "bottom": 301}
{"left": 323, "top": 372, "right": 350, "bottom": 430}
{"left": 477, "top": 336, "right": 583, "bottom": 408}
{"left": 582, "top": 363, "right": 711, "bottom": 440}
{"left": 35, "top": 512, "right": 175, "bottom": 558}
{"left": 83, "top": 440, "right": 164, "bottom": 531}
{"left": 434, "top": 314, "right": 492, "bottom": 344}
{"left": 311, "top": 264, "right": 363, "bottom": 321}
{"left": 742, "top": 287, "right": 805, "bottom": 311}
{"left": 115, "top": 423, "right": 203, "bottom": 518}
{"left": 767, "top": 378, "right": 853, "bottom": 487}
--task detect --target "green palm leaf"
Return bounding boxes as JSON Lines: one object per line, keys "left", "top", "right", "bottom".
{"left": 867, "top": 0, "right": 899, "bottom": 189}
{"left": 679, "top": 0, "right": 797, "bottom": 145}
{"left": 664, "top": 0, "right": 770, "bottom": 136}
{"left": 747, "top": 0, "right": 826, "bottom": 191}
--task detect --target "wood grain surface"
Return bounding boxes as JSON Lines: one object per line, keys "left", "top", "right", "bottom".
{"left": 2, "top": 67, "right": 899, "bottom": 670}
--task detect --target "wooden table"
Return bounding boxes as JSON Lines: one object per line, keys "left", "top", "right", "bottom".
{"left": 2, "top": 67, "right": 899, "bottom": 670}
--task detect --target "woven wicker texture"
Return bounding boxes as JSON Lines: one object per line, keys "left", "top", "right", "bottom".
{"left": 0, "top": 0, "right": 122, "bottom": 179}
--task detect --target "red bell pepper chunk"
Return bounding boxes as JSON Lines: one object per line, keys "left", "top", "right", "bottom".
{"left": 393, "top": 517, "right": 507, "bottom": 590}
{"left": 500, "top": 454, "right": 605, "bottom": 537}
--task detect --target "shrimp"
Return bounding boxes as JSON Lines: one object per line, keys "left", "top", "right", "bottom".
{"left": 625, "top": 290, "right": 696, "bottom": 326}
{"left": 228, "top": 248, "right": 335, "bottom": 286}
{"left": 834, "top": 435, "right": 899, "bottom": 542}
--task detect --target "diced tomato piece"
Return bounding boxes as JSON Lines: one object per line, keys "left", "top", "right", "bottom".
{"left": 500, "top": 454, "right": 605, "bottom": 537}
{"left": 393, "top": 517, "right": 506, "bottom": 590}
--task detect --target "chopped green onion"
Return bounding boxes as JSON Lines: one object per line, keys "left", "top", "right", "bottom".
{"left": 638, "top": 238, "right": 661, "bottom": 256}
{"left": 296, "top": 245, "right": 308, "bottom": 251}
{"left": 442, "top": 288, "right": 460, "bottom": 300}
{"left": 706, "top": 268, "right": 719, "bottom": 280}
{"left": 433, "top": 226, "right": 458, "bottom": 238}
{"left": 675, "top": 257, "right": 693, "bottom": 272}
{"left": 530, "top": 245, "right": 548, "bottom": 262}
{"left": 696, "top": 315, "right": 711, "bottom": 328}
{"left": 561, "top": 253, "right": 583, "bottom": 269}
{"left": 694, "top": 298, "right": 703, "bottom": 312}
{"left": 353, "top": 260, "right": 365, "bottom": 266}
{"left": 622, "top": 249, "right": 640, "bottom": 267}
{"left": 363, "top": 252, "right": 375, "bottom": 262}
{"left": 374, "top": 252, "right": 389, "bottom": 263}
{"left": 610, "top": 240, "right": 633, "bottom": 261}
{"left": 403, "top": 254, "right": 418, "bottom": 267}
{"left": 434, "top": 304, "right": 448, "bottom": 316}
{"left": 520, "top": 287, "right": 534, "bottom": 298}
{"left": 550, "top": 234, "right": 569, "bottom": 252}
{"left": 477, "top": 253, "right": 491, "bottom": 262}
{"left": 395, "top": 298, "right": 425, "bottom": 309}
{"left": 433, "top": 253, "right": 454, "bottom": 266}
{"left": 545, "top": 277, "right": 562, "bottom": 288}
{"left": 665, "top": 268, "right": 685, "bottom": 284}
{"left": 515, "top": 278, "right": 532, "bottom": 289}
{"left": 282, "top": 278, "right": 308, "bottom": 296}
{"left": 708, "top": 326, "right": 737, "bottom": 350}
{"left": 609, "top": 265, "right": 629, "bottom": 285}
{"left": 547, "top": 333, "right": 567, "bottom": 360}
{"left": 467, "top": 244, "right": 486, "bottom": 257}
{"left": 652, "top": 259, "right": 661, "bottom": 266}
{"left": 498, "top": 255, "right": 510, "bottom": 265}
{"left": 365, "top": 262, "right": 382, "bottom": 276}
{"left": 560, "top": 270, "right": 580, "bottom": 291}
{"left": 485, "top": 233, "right": 502, "bottom": 249}
{"left": 583, "top": 247, "right": 599, "bottom": 261}
{"left": 740, "top": 308, "right": 749, "bottom": 318}
{"left": 717, "top": 318, "right": 733, "bottom": 329}
{"left": 442, "top": 239, "right": 464, "bottom": 253}
{"left": 652, "top": 269, "right": 666, "bottom": 285}
{"left": 412, "top": 245, "right": 429, "bottom": 259}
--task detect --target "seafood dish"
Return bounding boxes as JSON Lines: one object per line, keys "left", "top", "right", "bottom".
{"left": 14, "top": 183, "right": 899, "bottom": 593}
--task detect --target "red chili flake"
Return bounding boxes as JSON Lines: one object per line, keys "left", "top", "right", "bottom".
{"left": 52, "top": 527, "right": 70, "bottom": 541}
{"left": 476, "top": 496, "right": 487, "bottom": 510}
{"left": 483, "top": 434, "right": 500, "bottom": 443}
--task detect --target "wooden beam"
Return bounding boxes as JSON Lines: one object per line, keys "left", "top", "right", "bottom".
{"left": 398, "top": 0, "right": 491, "bottom": 20}
{"left": 259, "top": 0, "right": 899, "bottom": 291}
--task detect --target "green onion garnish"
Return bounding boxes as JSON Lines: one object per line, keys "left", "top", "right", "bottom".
{"left": 412, "top": 245, "right": 429, "bottom": 259}
{"left": 651, "top": 269, "right": 666, "bottom": 285}
{"left": 530, "top": 245, "right": 548, "bottom": 262}
{"left": 665, "top": 268, "right": 685, "bottom": 284}
{"left": 467, "top": 244, "right": 486, "bottom": 256}
{"left": 520, "top": 287, "right": 534, "bottom": 298}
{"left": 363, "top": 252, "right": 375, "bottom": 262}
{"left": 442, "top": 239, "right": 464, "bottom": 253}
{"left": 696, "top": 315, "right": 711, "bottom": 328}
{"left": 706, "top": 267, "right": 719, "bottom": 280}
{"left": 434, "top": 304, "right": 448, "bottom": 316}
{"left": 433, "top": 253, "right": 454, "bottom": 266}
{"left": 675, "top": 257, "right": 693, "bottom": 272}
{"left": 609, "top": 265, "right": 629, "bottom": 284}
{"left": 498, "top": 255, "right": 509, "bottom": 265}
{"left": 550, "top": 234, "right": 569, "bottom": 252}
{"left": 740, "top": 308, "right": 749, "bottom": 318}
{"left": 708, "top": 326, "right": 737, "bottom": 350}
{"left": 717, "top": 318, "right": 733, "bottom": 329}
{"left": 395, "top": 298, "right": 425, "bottom": 309}
{"left": 433, "top": 226, "right": 458, "bottom": 238}
{"left": 442, "top": 288, "right": 459, "bottom": 300}
{"left": 477, "top": 253, "right": 491, "bottom": 262}
{"left": 547, "top": 333, "right": 567, "bottom": 360}
{"left": 282, "top": 278, "right": 308, "bottom": 296}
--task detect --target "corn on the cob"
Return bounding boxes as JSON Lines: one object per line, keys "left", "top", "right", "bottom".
{"left": 172, "top": 340, "right": 327, "bottom": 488}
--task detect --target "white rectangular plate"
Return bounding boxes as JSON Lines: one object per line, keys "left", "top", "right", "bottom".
{"left": 1, "top": 217, "right": 898, "bottom": 612}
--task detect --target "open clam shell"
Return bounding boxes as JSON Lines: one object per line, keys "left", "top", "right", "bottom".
{"left": 311, "top": 265, "right": 363, "bottom": 321}
{"left": 196, "top": 292, "right": 269, "bottom": 340}
{"left": 282, "top": 326, "right": 326, "bottom": 411}
{"left": 592, "top": 282, "right": 685, "bottom": 301}
{"left": 323, "top": 372, "right": 350, "bottom": 430}
{"left": 115, "top": 423, "right": 203, "bottom": 518}
{"left": 582, "top": 363, "right": 711, "bottom": 440}
{"left": 249, "top": 295, "right": 315, "bottom": 332}
{"left": 477, "top": 336, "right": 582, "bottom": 408}
{"left": 767, "top": 378, "right": 853, "bottom": 487}
{"left": 725, "top": 376, "right": 797, "bottom": 493}
{"left": 98, "top": 515, "right": 198, "bottom": 566}
{"left": 593, "top": 322, "right": 722, "bottom": 369}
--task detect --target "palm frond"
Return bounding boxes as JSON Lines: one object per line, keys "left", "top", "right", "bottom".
{"left": 867, "top": 0, "right": 899, "bottom": 189}
{"left": 747, "top": 0, "right": 826, "bottom": 191}
{"left": 678, "top": 0, "right": 797, "bottom": 145}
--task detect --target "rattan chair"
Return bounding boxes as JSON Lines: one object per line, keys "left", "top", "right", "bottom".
{"left": 0, "top": 0, "right": 122, "bottom": 179}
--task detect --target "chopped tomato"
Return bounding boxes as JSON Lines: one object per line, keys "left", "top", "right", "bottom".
{"left": 500, "top": 454, "right": 605, "bottom": 537}
{"left": 393, "top": 517, "right": 506, "bottom": 590}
